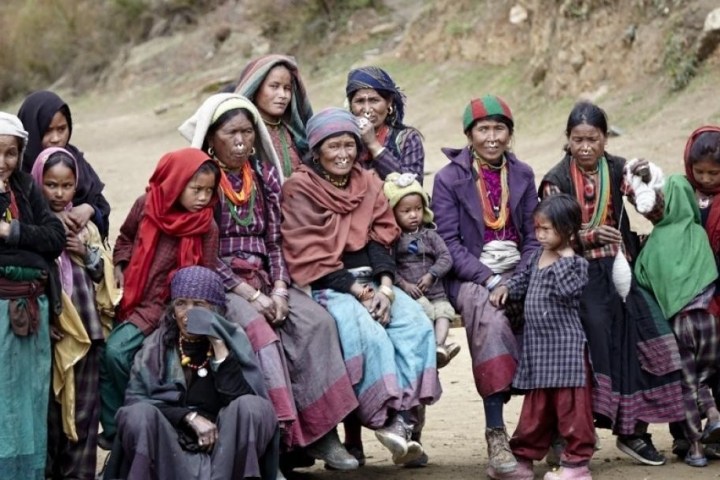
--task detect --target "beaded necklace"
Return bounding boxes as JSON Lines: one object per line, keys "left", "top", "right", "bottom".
{"left": 218, "top": 160, "right": 254, "bottom": 205}
{"left": 321, "top": 171, "right": 350, "bottom": 188}
{"left": 570, "top": 156, "right": 610, "bottom": 228}
{"left": 226, "top": 188, "right": 257, "bottom": 226}
{"left": 178, "top": 336, "right": 213, "bottom": 378}
{"left": 276, "top": 124, "right": 293, "bottom": 177}
{"left": 473, "top": 149, "right": 509, "bottom": 230}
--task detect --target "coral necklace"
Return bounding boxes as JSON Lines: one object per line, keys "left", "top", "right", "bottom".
{"left": 218, "top": 160, "right": 257, "bottom": 226}
{"left": 179, "top": 336, "right": 213, "bottom": 378}
{"left": 473, "top": 150, "right": 509, "bottom": 230}
{"left": 570, "top": 157, "right": 610, "bottom": 228}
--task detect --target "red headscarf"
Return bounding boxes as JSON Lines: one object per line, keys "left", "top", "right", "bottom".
{"left": 120, "top": 148, "right": 219, "bottom": 318}
{"left": 684, "top": 125, "right": 720, "bottom": 252}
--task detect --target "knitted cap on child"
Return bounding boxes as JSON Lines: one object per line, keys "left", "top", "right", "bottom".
{"left": 170, "top": 266, "right": 226, "bottom": 308}
{"left": 383, "top": 172, "right": 434, "bottom": 224}
{"left": 462, "top": 95, "right": 514, "bottom": 133}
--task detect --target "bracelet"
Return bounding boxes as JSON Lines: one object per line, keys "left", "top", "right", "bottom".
{"left": 186, "top": 411, "right": 198, "bottom": 424}
{"left": 378, "top": 284, "right": 396, "bottom": 303}
{"left": 356, "top": 284, "right": 374, "bottom": 302}
{"left": 271, "top": 288, "right": 289, "bottom": 299}
{"left": 249, "top": 290, "right": 262, "bottom": 302}
{"left": 486, "top": 274, "right": 502, "bottom": 291}
{"left": 372, "top": 146, "right": 386, "bottom": 158}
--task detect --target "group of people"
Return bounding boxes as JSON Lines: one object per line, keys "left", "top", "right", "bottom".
{"left": 0, "top": 53, "right": 718, "bottom": 480}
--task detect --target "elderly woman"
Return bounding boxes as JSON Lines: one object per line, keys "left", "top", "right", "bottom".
{"left": 0, "top": 112, "right": 66, "bottom": 479}
{"left": 281, "top": 107, "right": 441, "bottom": 466}
{"left": 345, "top": 66, "right": 425, "bottom": 183}
{"left": 178, "top": 94, "right": 359, "bottom": 471}
{"left": 432, "top": 95, "right": 540, "bottom": 477}
{"left": 105, "top": 266, "right": 279, "bottom": 479}
{"left": 540, "top": 101, "right": 683, "bottom": 466}
{"left": 234, "top": 54, "right": 313, "bottom": 177}
{"left": 17, "top": 90, "right": 111, "bottom": 239}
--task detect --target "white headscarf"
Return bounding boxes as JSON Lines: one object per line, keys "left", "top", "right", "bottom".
{"left": 0, "top": 112, "right": 29, "bottom": 162}
{"left": 178, "top": 93, "right": 284, "bottom": 183}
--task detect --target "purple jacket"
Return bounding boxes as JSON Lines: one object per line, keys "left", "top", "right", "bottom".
{"left": 431, "top": 147, "right": 540, "bottom": 303}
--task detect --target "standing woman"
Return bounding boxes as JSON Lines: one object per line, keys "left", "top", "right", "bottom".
{"left": 345, "top": 66, "right": 425, "bottom": 182}
{"left": 234, "top": 54, "right": 313, "bottom": 178}
{"left": 539, "top": 101, "right": 684, "bottom": 466}
{"left": 0, "top": 112, "right": 66, "bottom": 479}
{"left": 17, "top": 90, "right": 111, "bottom": 239}
{"left": 179, "top": 94, "right": 360, "bottom": 471}
{"left": 432, "top": 96, "right": 540, "bottom": 476}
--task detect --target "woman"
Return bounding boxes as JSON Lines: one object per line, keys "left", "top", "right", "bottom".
{"left": 345, "top": 66, "right": 425, "bottom": 182}
{"left": 17, "top": 90, "right": 111, "bottom": 239}
{"left": 281, "top": 107, "right": 441, "bottom": 466}
{"left": 178, "top": 94, "right": 359, "bottom": 471}
{"left": 234, "top": 54, "right": 313, "bottom": 177}
{"left": 432, "top": 95, "right": 539, "bottom": 477}
{"left": 0, "top": 112, "right": 66, "bottom": 479}
{"left": 539, "top": 101, "right": 684, "bottom": 466}
{"left": 106, "top": 266, "right": 279, "bottom": 479}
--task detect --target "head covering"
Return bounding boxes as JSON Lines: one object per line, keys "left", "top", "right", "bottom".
{"left": 234, "top": 54, "right": 313, "bottom": 154}
{"left": 346, "top": 66, "right": 406, "bottom": 127}
{"left": 383, "top": 172, "right": 433, "bottom": 224}
{"left": 462, "top": 95, "right": 514, "bottom": 133}
{"left": 17, "top": 90, "right": 110, "bottom": 237}
{"left": 30, "top": 147, "right": 79, "bottom": 296}
{"left": 306, "top": 107, "right": 361, "bottom": 151}
{"left": 634, "top": 175, "right": 718, "bottom": 318}
{"left": 119, "top": 147, "right": 219, "bottom": 319}
{"left": 170, "top": 266, "right": 226, "bottom": 308}
{"left": 178, "top": 93, "right": 285, "bottom": 183}
{"left": 684, "top": 125, "right": 720, "bottom": 195}
{"left": 0, "top": 112, "right": 28, "bottom": 161}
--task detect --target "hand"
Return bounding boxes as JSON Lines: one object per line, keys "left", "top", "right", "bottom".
{"left": 65, "top": 232, "right": 87, "bottom": 257}
{"left": 65, "top": 204, "right": 94, "bottom": 233}
{"left": 250, "top": 292, "right": 276, "bottom": 323}
{"left": 50, "top": 324, "right": 64, "bottom": 341}
{"left": 369, "top": 291, "right": 391, "bottom": 326}
{"left": 0, "top": 221, "right": 10, "bottom": 239}
{"left": 209, "top": 337, "right": 229, "bottom": 362}
{"left": 270, "top": 295, "right": 289, "bottom": 326}
{"left": 186, "top": 413, "right": 218, "bottom": 450}
{"left": 113, "top": 265, "right": 125, "bottom": 288}
{"left": 416, "top": 273, "right": 434, "bottom": 293}
{"left": 593, "top": 225, "right": 622, "bottom": 246}
{"left": 399, "top": 279, "right": 423, "bottom": 299}
{"left": 630, "top": 158, "right": 652, "bottom": 183}
{"left": 489, "top": 285, "right": 508, "bottom": 307}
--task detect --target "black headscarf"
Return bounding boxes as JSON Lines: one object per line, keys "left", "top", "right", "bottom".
{"left": 17, "top": 90, "right": 111, "bottom": 238}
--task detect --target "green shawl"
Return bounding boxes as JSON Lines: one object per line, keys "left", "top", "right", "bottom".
{"left": 634, "top": 175, "right": 718, "bottom": 318}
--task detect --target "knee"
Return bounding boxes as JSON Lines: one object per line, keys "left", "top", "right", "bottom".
{"left": 227, "top": 395, "right": 278, "bottom": 430}
{"left": 117, "top": 403, "right": 160, "bottom": 436}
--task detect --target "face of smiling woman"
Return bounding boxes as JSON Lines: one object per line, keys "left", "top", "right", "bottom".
{"left": 466, "top": 119, "right": 511, "bottom": 165}
{"left": 317, "top": 133, "right": 357, "bottom": 177}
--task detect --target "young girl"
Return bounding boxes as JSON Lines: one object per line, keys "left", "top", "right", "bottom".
{"left": 31, "top": 147, "right": 116, "bottom": 479}
{"left": 383, "top": 172, "right": 460, "bottom": 367}
{"left": 99, "top": 147, "right": 220, "bottom": 447}
{"left": 490, "top": 194, "right": 593, "bottom": 480}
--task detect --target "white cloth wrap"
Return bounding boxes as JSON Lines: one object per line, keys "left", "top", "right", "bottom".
{"left": 479, "top": 240, "right": 521, "bottom": 274}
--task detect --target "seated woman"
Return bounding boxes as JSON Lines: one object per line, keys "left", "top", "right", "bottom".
{"left": 345, "top": 66, "right": 424, "bottom": 182}
{"left": 179, "top": 93, "right": 359, "bottom": 471}
{"left": 281, "top": 107, "right": 441, "bottom": 466}
{"left": 234, "top": 54, "right": 313, "bottom": 177}
{"left": 106, "top": 266, "right": 279, "bottom": 479}
{"left": 0, "top": 112, "right": 66, "bottom": 479}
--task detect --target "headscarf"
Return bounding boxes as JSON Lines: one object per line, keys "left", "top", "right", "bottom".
{"left": 17, "top": 90, "right": 111, "bottom": 238}
{"left": 345, "top": 66, "right": 406, "bottom": 128}
{"left": 306, "top": 107, "right": 362, "bottom": 151}
{"left": 684, "top": 125, "right": 720, "bottom": 253}
{"left": 462, "top": 95, "right": 514, "bottom": 133}
{"left": 119, "top": 148, "right": 219, "bottom": 319}
{"left": 170, "top": 266, "right": 226, "bottom": 308}
{"left": 0, "top": 112, "right": 28, "bottom": 160}
{"left": 30, "top": 147, "right": 78, "bottom": 296}
{"left": 234, "top": 54, "right": 313, "bottom": 155}
{"left": 634, "top": 175, "right": 718, "bottom": 318}
{"left": 178, "top": 93, "right": 285, "bottom": 183}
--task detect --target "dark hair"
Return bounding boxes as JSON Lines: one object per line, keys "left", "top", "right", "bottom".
{"left": 565, "top": 101, "right": 608, "bottom": 137}
{"left": 466, "top": 113, "right": 514, "bottom": 136}
{"left": 43, "top": 151, "right": 77, "bottom": 179}
{"left": 193, "top": 160, "right": 221, "bottom": 188}
{"left": 202, "top": 108, "right": 255, "bottom": 152}
{"left": 688, "top": 131, "right": 720, "bottom": 165}
{"left": 534, "top": 194, "right": 582, "bottom": 245}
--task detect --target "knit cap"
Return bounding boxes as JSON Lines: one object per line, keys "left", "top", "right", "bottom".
{"left": 0, "top": 112, "right": 28, "bottom": 160}
{"left": 170, "top": 266, "right": 226, "bottom": 308}
{"left": 462, "top": 95, "right": 514, "bottom": 133}
{"left": 306, "top": 107, "right": 361, "bottom": 151}
{"left": 383, "top": 172, "right": 434, "bottom": 224}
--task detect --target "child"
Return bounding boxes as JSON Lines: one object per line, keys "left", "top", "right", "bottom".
{"left": 31, "top": 147, "right": 117, "bottom": 479}
{"left": 489, "top": 194, "right": 593, "bottom": 480}
{"left": 99, "top": 147, "right": 221, "bottom": 447}
{"left": 383, "top": 172, "right": 460, "bottom": 368}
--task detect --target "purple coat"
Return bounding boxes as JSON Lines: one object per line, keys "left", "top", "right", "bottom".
{"left": 431, "top": 147, "right": 540, "bottom": 304}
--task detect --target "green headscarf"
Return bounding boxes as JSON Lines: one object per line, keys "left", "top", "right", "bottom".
{"left": 634, "top": 175, "right": 718, "bottom": 318}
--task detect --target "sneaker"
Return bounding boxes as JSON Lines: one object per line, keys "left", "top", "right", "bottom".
{"left": 487, "top": 458, "right": 533, "bottom": 480}
{"left": 325, "top": 443, "right": 366, "bottom": 470}
{"left": 616, "top": 434, "right": 666, "bottom": 466}
{"left": 403, "top": 429, "right": 429, "bottom": 468}
{"left": 375, "top": 415, "right": 422, "bottom": 464}
{"left": 684, "top": 451, "right": 708, "bottom": 467}
{"left": 701, "top": 420, "right": 720, "bottom": 444}
{"left": 305, "top": 429, "right": 359, "bottom": 470}
{"left": 486, "top": 427, "right": 518, "bottom": 474}
{"left": 543, "top": 465, "right": 592, "bottom": 480}
{"left": 393, "top": 440, "right": 424, "bottom": 465}
{"left": 705, "top": 443, "right": 720, "bottom": 459}
{"left": 436, "top": 343, "right": 461, "bottom": 369}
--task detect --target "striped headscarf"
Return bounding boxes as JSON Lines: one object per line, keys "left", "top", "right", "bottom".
{"left": 234, "top": 54, "right": 313, "bottom": 155}
{"left": 306, "top": 107, "right": 361, "bottom": 152}
{"left": 345, "top": 66, "right": 406, "bottom": 128}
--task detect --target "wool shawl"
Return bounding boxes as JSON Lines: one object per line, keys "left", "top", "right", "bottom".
{"left": 634, "top": 175, "right": 718, "bottom": 318}
{"left": 281, "top": 163, "right": 400, "bottom": 287}
{"left": 684, "top": 125, "right": 720, "bottom": 254}
{"left": 119, "top": 148, "right": 218, "bottom": 319}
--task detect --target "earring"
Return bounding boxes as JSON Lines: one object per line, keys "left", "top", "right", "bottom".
{"left": 250, "top": 147, "right": 256, "bottom": 156}
{"left": 387, "top": 105, "right": 394, "bottom": 115}
{"left": 208, "top": 147, "right": 215, "bottom": 157}
{"left": 312, "top": 156, "right": 319, "bottom": 164}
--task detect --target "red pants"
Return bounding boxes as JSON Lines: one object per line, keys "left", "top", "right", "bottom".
{"left": 510, "top": 374, "right": 594, "bottom": 466}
